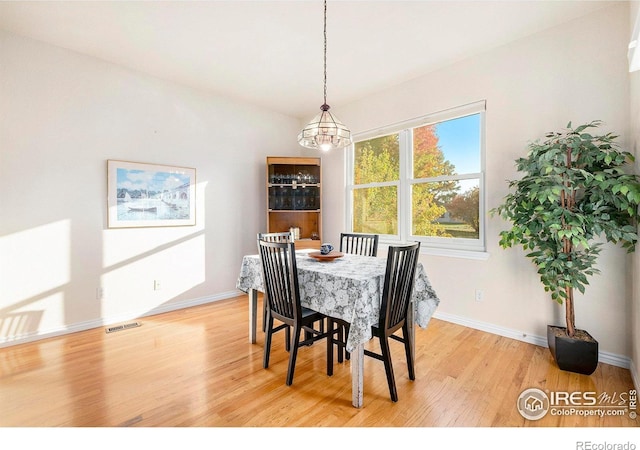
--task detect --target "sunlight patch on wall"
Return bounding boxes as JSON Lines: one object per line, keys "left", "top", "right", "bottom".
{"left": 0, "top": 220, "right": 70, "bottom": 342}
{"left": 100, "top": 233, "right": 205, "bottom": 318}
{"left": 102, "top": 224, "right": 205, "bottom": 269}
{"left": 0, "top": 293, "right": 66, "bottom": 342}
{"left": 0, "top": 220, "right": 70, "bottom": 307}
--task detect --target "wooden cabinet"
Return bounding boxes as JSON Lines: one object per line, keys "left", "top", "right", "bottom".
{"left": 266, "top": 156, "right": 322, "bottom": 249}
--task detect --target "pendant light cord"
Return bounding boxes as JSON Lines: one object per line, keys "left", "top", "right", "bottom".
{"left": 323, "top": 0, "right": 328, "bottom": 107}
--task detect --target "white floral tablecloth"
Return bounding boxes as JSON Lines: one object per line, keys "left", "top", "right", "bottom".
{"left": 236, "top": 251, "right": 440, "bottom": 352}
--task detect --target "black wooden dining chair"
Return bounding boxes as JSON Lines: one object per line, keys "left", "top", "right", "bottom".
{"left": 328, "top": 242, "right": 421, "bottom": 401}
{"left": 334, "top": 232, "right": 380, "bottom": 361}
{"left": 258, "top": 239, "right": 330, "bottom": 386}
{"left": 257, "top": 232, "right": 294, "bottom": 332}
{"left": 339, "top": 232, "right": 379, "bottom": 257}
{"left": 257, "top": 231, "right": 325, "bottom": 339}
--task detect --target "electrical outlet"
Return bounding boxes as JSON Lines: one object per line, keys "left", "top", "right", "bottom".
{"left": 475, "top": 289, "right": 483, "bottom": 302}
{"left": 154, "top": 280, "right": 161, "bottom": 291}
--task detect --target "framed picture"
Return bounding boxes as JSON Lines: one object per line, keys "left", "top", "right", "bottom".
{"left": 107, "top": 160, "right": 196, "bottom": 228}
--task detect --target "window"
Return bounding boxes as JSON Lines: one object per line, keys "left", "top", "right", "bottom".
{"left": 346, "top": 101, "right": 486, "bottom": 256}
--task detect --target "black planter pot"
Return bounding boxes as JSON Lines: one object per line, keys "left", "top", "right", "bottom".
{"left": 547, "top": 325, "right": 598, "bottom": 375}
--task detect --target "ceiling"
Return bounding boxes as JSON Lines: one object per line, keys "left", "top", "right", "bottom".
{"left": 0, "top": 1, "right": 616, "bottom": 119}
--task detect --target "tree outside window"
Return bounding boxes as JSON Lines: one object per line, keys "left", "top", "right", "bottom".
{"left": 353, "top": 134, "right": 399, "bottom": 234}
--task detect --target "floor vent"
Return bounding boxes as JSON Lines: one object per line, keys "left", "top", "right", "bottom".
{"left": 105, "top": 322, "right": 141, "bottom": 333}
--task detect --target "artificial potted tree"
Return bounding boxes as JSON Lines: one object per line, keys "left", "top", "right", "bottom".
{"left": 492, "top": 121, "right": 640, "bottom": 375}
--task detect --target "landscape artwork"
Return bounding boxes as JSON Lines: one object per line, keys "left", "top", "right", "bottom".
{"left": 107, "top": 160, "right": 196, "bottom": 228}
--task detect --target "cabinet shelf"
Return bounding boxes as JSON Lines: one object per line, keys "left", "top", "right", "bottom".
{"left": 268, "top": 209, "right": 321, "bottom": 213}
{"left": 268, "top": 183, "right": 320, "bottom": 188}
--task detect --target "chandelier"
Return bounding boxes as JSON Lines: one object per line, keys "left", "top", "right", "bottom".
{"left": 297, "top": 0, "right": 352, "bottom": 151}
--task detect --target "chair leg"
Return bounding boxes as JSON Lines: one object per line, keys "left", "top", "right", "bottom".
{"left": 262, "top": 296, "right": 268, "bottom": 332}
{"left": 285, "top": 326, "right": 291, "bottom": 352}
{"left": 327, "top": 318, "right": 334, "bottom": 376}
{"left": 403, "top": 324, "right": 415, "bottom": 380}
{"left": 286, "top": 325, "right": 303, "bottom": 386}
{"left": 263, "top": 315, "right": 274, "bottom": 369}
{"left": 379, "top": 336, "right": 398, "bottom": 402}
{"left": 337, "top": 324, "right": 344, "bottom": 364}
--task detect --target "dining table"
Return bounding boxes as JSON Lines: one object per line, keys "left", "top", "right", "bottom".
{"left": 235, "top": 248, "right": 440, "bottom": 408}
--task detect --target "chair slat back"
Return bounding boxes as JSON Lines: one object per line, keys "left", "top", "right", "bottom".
{"left": 257, "top": 240, "right": 301, "bottom": 322}
{"left": 339, "top": 233, "right": 379, "bottom": 257}
{"left": 379, "top": 242, "right": 421, "bottom": 332}
{"left": 258, "top": 231, "right": 294, "bottom": 243}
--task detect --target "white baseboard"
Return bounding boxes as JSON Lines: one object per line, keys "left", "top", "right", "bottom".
{"left": 0, "top": 290, "right": 241, "bottom": 349}
{"left": 138, "top": 290, "right": 241, "bottom": 318}
{"left": 433, "top": 311, "right": 632, "bottom": 370}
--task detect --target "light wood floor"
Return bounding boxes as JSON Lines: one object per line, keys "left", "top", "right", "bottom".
{"left": 0, "top": 294, "right": 637, "bottom": 427}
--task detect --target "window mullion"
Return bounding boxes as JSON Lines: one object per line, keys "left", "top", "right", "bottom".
{"left": 348, "top": 180, "right": 398, "bottom": 189}
{"left": 399, "top": 129, "right": 412, "bottom": 242}
{"left": 478, "top": 111, "right": 487, "bottom": 250}
{"left": 344, "top": 144, "right": 354, "bottom": 232}
{"left": 411, "top": 172, "right": 483, "bottom": 185}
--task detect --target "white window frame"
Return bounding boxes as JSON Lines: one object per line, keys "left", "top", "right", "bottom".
{"left": 345, "top": 100, "right": 488, "bottom": 260}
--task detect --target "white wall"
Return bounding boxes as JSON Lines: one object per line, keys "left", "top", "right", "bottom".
{"left": 323, "top": 3, "right": 634, "bottom": 364}
{"left": 0, "top": 30, "right": 302, "bottom": 345}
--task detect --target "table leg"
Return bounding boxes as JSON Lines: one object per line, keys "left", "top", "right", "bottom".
{"left": 351, "top": 343, "right": 364, "bottom": 408}
{"left": 248, "top": 288, "right": 257, "bottom": 344}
